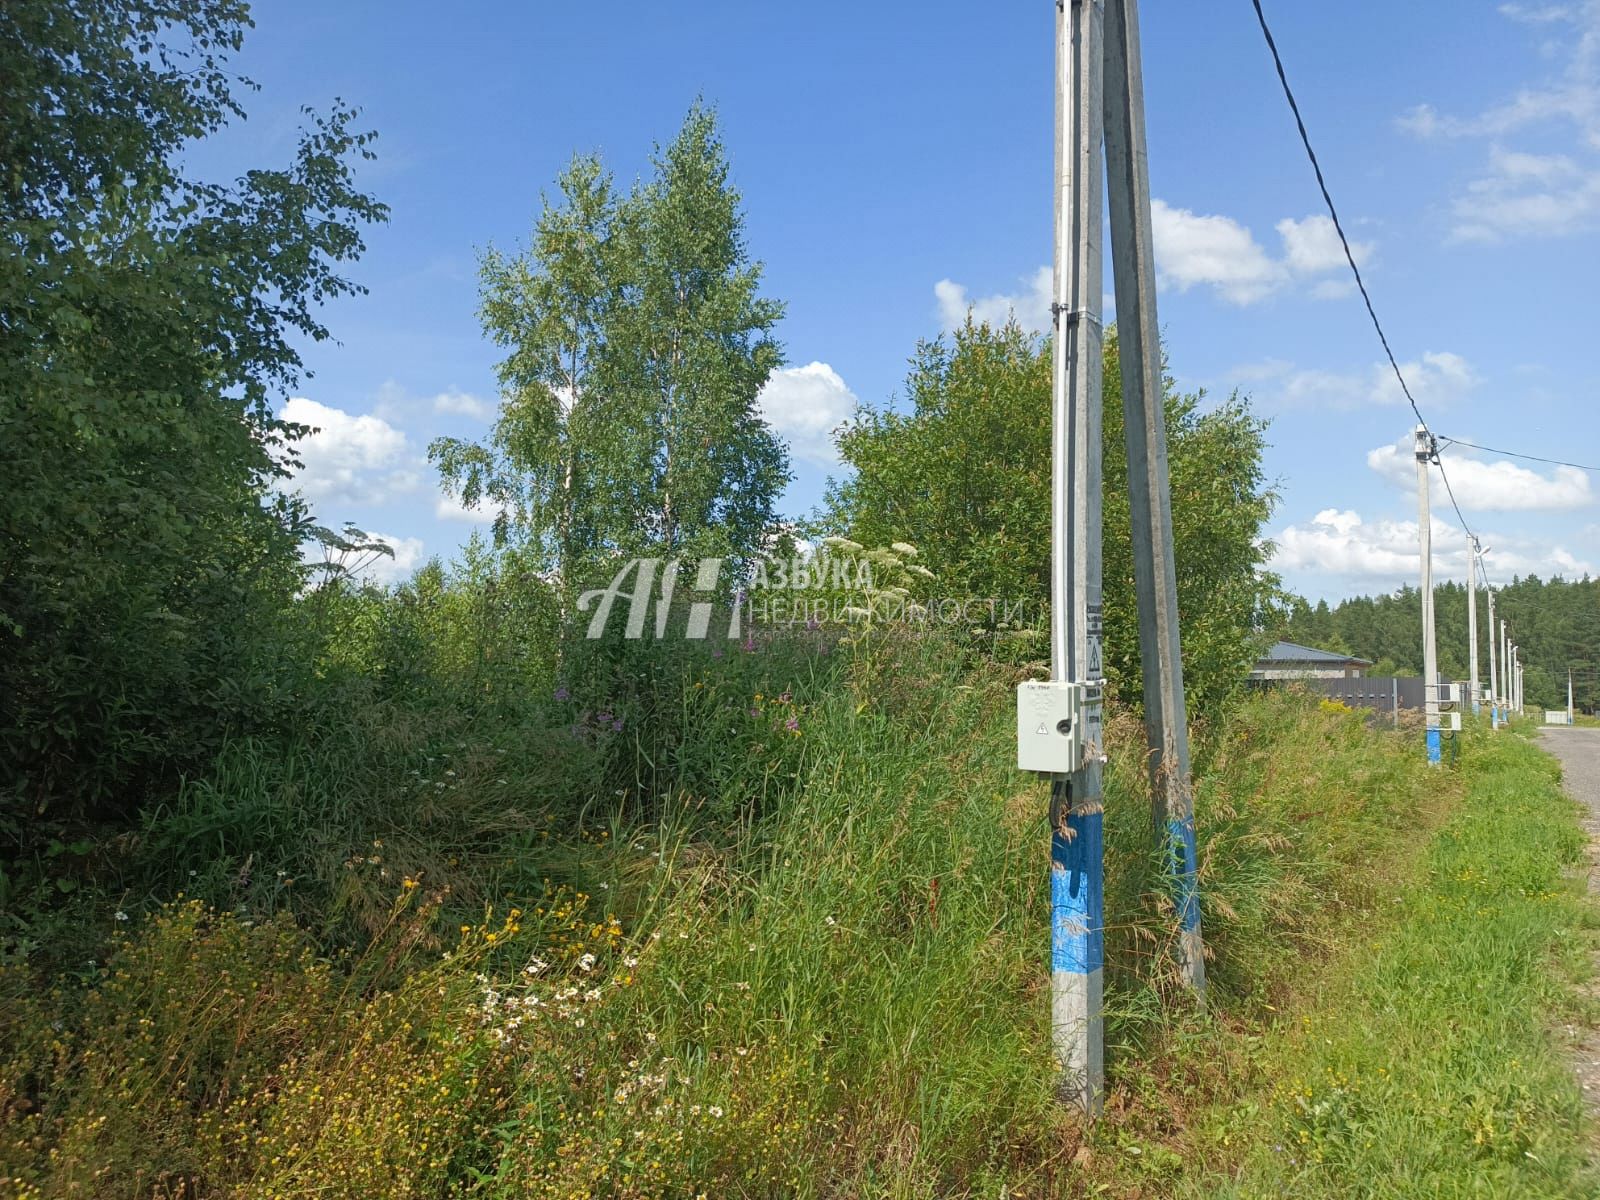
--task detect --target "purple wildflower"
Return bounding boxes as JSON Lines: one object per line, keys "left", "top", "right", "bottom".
{"left": 611, "top": 718, "right": 624, "bottom": 733}
{"left": 785, "top": 716, "right": 800, "bottom": 733}
{"left": 553, "top": 686, "right": 571, "bottom": 702}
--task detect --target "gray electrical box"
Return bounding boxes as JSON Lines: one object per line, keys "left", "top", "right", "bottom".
{"left": 1017, "top": 681, "right": 1091, "bottom": 775}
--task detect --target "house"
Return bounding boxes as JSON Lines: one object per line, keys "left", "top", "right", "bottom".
{"left": 1251, "top": 640, "right": 1374, "bottom": 682}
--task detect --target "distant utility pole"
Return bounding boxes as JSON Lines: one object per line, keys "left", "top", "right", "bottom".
{"left": 1416, "top": 427, "right": 1441, "bottom": 764}
{"left": 1103, "top": 0, "right": 1205, "bottom": 999}
{"left": 1570, "top": 669, "right": 1576, "bottom": 725}
{"left": 1487, "top": 588, "right": 1500, "bottom": 730}
{"left": 1020, "top": 0, "right": 1204, "bottom": 1119}
{"left": 1503, "top": 623, "right": 1511, "bottom": 722}
{"left": 1467, "top": 536, "right": 1481, "bottom": 718}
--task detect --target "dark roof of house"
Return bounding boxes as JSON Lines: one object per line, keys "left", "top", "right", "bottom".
{"left": 1259, "top": 640, "right": 1374, "bottom": 666}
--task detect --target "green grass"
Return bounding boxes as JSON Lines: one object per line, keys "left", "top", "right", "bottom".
{"left": 1180, "top": 729, "right": 1598, "bottom": 1199}
{"left": 1, "top": 641, "right": 1592, "bottom": 1198}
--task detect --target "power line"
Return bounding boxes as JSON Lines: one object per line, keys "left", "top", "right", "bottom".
{"left": 1437, "top": 436, "right": 1600, "bottom": 475}
{"left": 1248, "top": 0, "right": 1477, "bottom": 544}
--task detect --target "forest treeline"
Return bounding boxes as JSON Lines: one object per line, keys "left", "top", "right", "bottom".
{"left": 1283, "top": 575, "right": 1599, "bottom": 712}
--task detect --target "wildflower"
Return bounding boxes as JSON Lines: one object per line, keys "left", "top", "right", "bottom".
{"left": 822, "top": 537, "right": 864, "bottom": 553}
{"left": 785, "top": 716, "right": 800, "bottom": 734}
{"left": 403, "top": 877, "right": 419, "bottom": 890}
{"left": 890, "top": 541, "right": 918, "bottom": 559}
{"left": 778, "top": 689, "right": 792, "bottom": 703}
{"left": 825, "top": 915, "right": 837, "bottom": 927}
{"left": 554, "top": 686, "right": 571, "bottom": 702}
{"left": 584, "top": 988, "right": 602, "bottom": 1002}
{"left": 114, "top": 911, "right": 129, "bottom": 922}
{"left": 578, "top": 952, "right": 597, "bottom": 972}
{"left": 623, "top": 955, "right": 639, "bottom": 968}
{"left": 734, "top": 981, "right": 750, "bottom": 991}
{"left": 708, "top": 1105, "right": 724, "bottom": 1119}
{"left": 611, "top": 718, "right": 624, "bottom": 732}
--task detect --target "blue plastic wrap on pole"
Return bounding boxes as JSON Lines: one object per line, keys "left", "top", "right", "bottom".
{"left": 1426, "top": 728, "right": 1442, "bottom": 765}
{"left": 1051, "top": 782, "right": 1105, "bottom": 1113}
{"left": 1051, "top": 810, "right": 1105, "bottom": 974}
{"left": 1167, "top": 817, "right": 1201, "bottom": 936}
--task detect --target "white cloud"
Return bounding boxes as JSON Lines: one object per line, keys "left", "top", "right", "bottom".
{"left": 1366, "top": 434, "right": 1595, "bottom": 510}
{"left": 1275, "top": 214, "right": 1373, "bottom": 276}
{"left": 1500, "top": 4, "right": 1580, "bottom": 24}
{"left": 281, "top": 397, "right": 421, "bottom": 505}
{"left": 1272, "top": 507, "right": 1595, "bottom": 582}
{"left": 1151, "top": 200, "right": 1286, "bottom": 304}
{"left": 755, "top": 362, "right": 859, "bottom": 465}
{"left": 1232, "top": 351, "right": 1479, "bottom": 410}
{"left": 1402, "top": 2, "right": 1600, "bottom": 241}
{"left": 934, "top": 267, "right": 1054, "bottom": 332}
{"left": 436, "top": 491, "right": 502, "bottom": 524}
{"left": 433, "top": 389, "right": 496, "bottom": 420}
{"left": 937, "top": 205, "right": 1373, "bottom": 322}
{"left": 1451, "top": 149, "right": 1600, "bottom": 241}
{"left": 1149, "top": 201, "right": 1375, "bottom": 305}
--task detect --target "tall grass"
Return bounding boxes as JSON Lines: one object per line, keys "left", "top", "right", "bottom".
{"left": 1183, "top": 728, "right": 1596, "bottom": 1199}
{"left": 1, "top": 622, "right": 1485, "bottom": 1197}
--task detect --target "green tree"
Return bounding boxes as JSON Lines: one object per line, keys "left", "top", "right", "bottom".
{"left": 1280, "top": 574, "right": 1600, "bottom": 713}
{"left": 829, "top": 320, "right": 1283, "bottom": 715}
{"left": 0, "top": 0, "right": 386, "bottom": 825}
{"left": 433, "top": 106, "right": 788, "bottom": 593}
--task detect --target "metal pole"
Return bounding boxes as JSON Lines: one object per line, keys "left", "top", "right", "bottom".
{"left": 1487, "top": 588, "right": 1499, "bottom": 729}
{"left": 1416, "top": 427, "right": 1441, "bottom": 764}
{"left": 1570, "top": 669, "right": 1576, "bottom": 725}
{"left": 1393, "top": 675, "right": 1400, "bottom": 728}
{"left": 1049, "top": 0, "right": 1106, "bottom": 1118}
{"left": 1467, "top": 537, "right": 1481, "bottom": 718}
{"left": 1502, "top": 622, "right": 1510, "bottom": 722}
{"left": 1102, "top": 0, "right": 1204, "bottom": 999}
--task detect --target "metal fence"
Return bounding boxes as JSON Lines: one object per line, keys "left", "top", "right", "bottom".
{"left": 1251, "top": 675, "right": 1428, "bottom": 720}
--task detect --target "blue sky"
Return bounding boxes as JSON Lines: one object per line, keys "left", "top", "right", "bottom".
{"left": 215, "top": 1, "right": 1600, "bottom": 601}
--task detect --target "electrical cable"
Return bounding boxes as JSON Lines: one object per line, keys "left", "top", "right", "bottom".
{"left": 1437, "top": 437, "right": 1599, "bottom": 475}
{"left": 1249, "top": 0, "right": 1480, "bottom": 544}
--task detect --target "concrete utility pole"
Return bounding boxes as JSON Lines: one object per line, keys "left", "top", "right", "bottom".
{"left": 1416, "top": 427, "right": 1441, "bottom": 764}
{"left": 1467, "top": 537, "right": 1481, "bottom": 718}
{"left": 1487, "top": 588, "right": 1500, "bottom": 729}
{"left": 1570, "top": 669, "right": 1576, "bottom": 725}
{"left": 1046, "top": 0, "right": 1106, "bottom": 1118}
{"left": 1103, "top": 0, "right": 1204, "bottom": 999}
{"left": 1503, "top": 622, "right": 1511, "bottom": 722}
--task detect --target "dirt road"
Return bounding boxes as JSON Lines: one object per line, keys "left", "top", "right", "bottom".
{"left": 1539, "top": 726, "right": 1600, "bottom": 1150}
